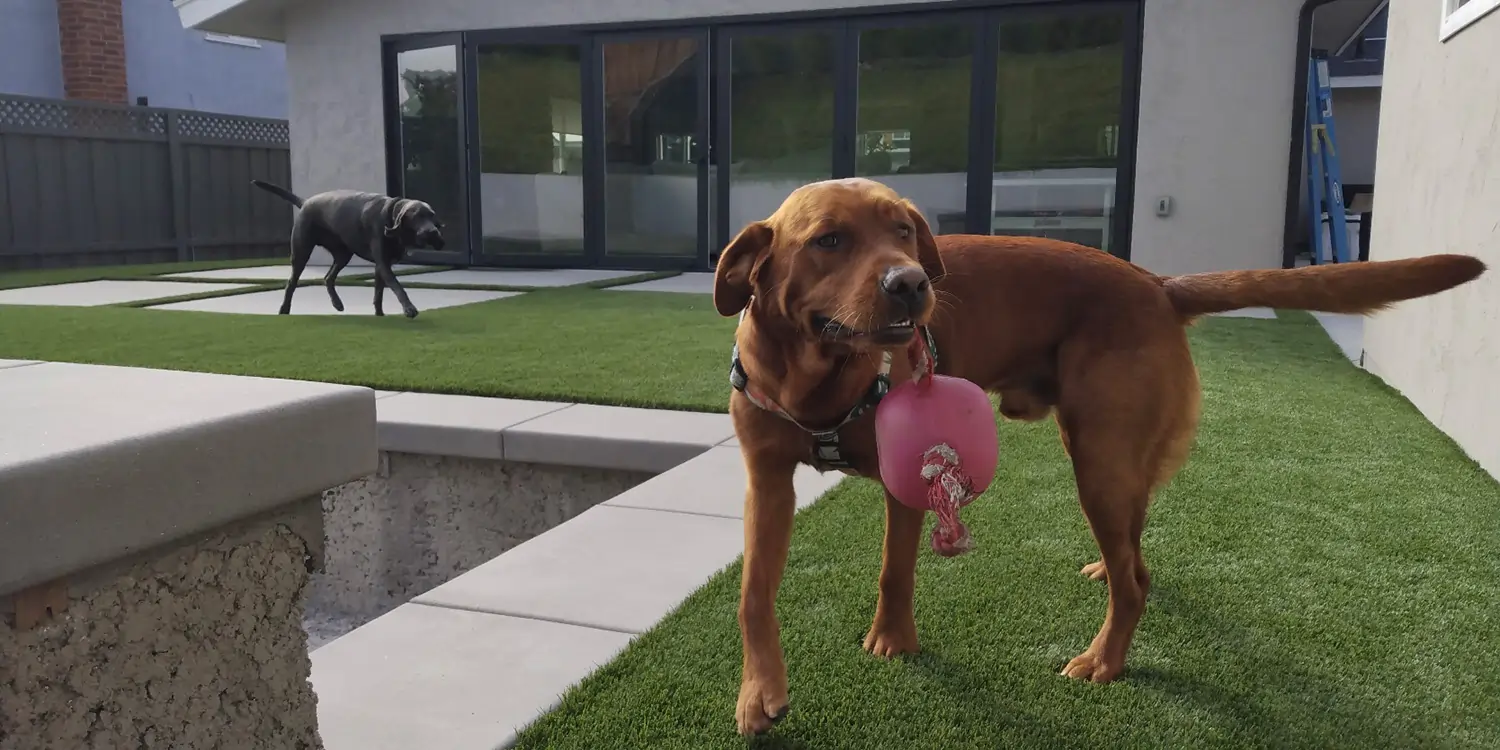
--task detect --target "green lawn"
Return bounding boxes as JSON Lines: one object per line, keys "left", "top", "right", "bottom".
{"left": 0, "top": 286, "right": 736, "bottom": 411}
{"left": 512, "top": 312, "right": 1500, "bottom": 749}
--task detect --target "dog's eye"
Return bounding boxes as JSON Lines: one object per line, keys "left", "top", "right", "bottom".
{"left": 814, "top": 232, "right": 840, "bottom": 249}
{"left": 896, "top": 224, "right": 912, "bottom": 239}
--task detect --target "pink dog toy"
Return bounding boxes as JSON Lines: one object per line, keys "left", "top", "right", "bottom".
{"left": 874, "top": 330, "right": 999, "bottom": 557}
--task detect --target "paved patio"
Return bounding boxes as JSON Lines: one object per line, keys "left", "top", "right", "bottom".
{"left": 152, "top": 286, "right": 523, "bottom": 316}
{"left": 0, "top": 280, "right": 254, "bottom": 307}
{"left": 303, "top": 385, "right": 840, "bottom": 750}
{"left": 603, "top": 272, "right": 713, "bottom": 295}
{"left": 401, "top": 268, "right": 644, "bottom": 288}
{"left": 162, "top": 264, "right": 429, "bottom": 281}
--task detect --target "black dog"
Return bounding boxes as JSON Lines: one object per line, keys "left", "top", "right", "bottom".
{"left": 251, "top": 180, "right": 445, "bottom": 318}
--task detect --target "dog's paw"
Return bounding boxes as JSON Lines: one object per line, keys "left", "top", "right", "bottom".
{"left": 331, "top": 299, "right": 345, "bottom": 312}
{"left": 1060, "top": 649, "right": 1123, "bottom": 683}
{"left": 735, "top": 676, "right": 789, "bottom": 736}
{"left": 403, "top": 308, "right": 419, "bottom": 319}
{"left": 1080, "top": 560, "right": 1108, "bottom": 582}
{"left": 862, "top": 619, "right": 919, "bottom": 658}
{"left": 277, "top": 307, "right": 290, "bottom": 315}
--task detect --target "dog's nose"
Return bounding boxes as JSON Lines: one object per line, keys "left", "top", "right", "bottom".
{"left": 880, "top": 265, "right": 930, "bottom": 316}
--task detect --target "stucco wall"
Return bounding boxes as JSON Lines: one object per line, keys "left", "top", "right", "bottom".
{"left": 1362, "top": 2, "right": 1500, "bottom": 479}
{"left": 0, "top": 516, "right": 321, "bottom": 749}
{"left": 1128, "top": 0, "right": 1305, "bottom": 274}
{"left": 0, "top": 0, "right": 65, "bottom": 98}
{"left": 281, "top": 0, "right": 1306, "bottom": 275}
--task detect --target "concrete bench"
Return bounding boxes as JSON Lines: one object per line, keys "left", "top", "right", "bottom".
{"left": 309, "top": 393, "right": 843, "bottom": 750}
{"left": 0, "top": 361, "right": 375, "bottom": 749}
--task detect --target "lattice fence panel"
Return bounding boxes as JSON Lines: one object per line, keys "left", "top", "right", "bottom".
{"left": 175, "top": 112, "right": 290, "bottom": 145}
{"left": 0, "top": 97, "right": 166, "bottom": 137}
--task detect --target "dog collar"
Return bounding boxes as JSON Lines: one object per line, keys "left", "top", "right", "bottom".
{"left": 728, "top": 309, "right": 937, "bottom": 472}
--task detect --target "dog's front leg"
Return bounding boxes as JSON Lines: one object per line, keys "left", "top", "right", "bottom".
{"left": 736, "top": 448, "right": 797, "bottom": 736}
{"left": 372, "top": 272, "right": 386, "bottom": 317}
{"left": 863, "top": 489, "right": 924, "bottom": 657}
{"left": 370, "top": 243, "right": 418, "bottom": 319}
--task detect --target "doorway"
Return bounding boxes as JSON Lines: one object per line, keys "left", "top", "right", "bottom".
{"left": 381, "top": 2, "right": 1143, "bottom": 271}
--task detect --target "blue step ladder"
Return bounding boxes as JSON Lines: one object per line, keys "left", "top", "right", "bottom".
{"left": 1304, "top": 50, "right": 1353, "bottom": 265}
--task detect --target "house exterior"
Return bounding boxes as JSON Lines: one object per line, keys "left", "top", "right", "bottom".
{"left": 1362, "top": 0, "right": 1499, "bottom": 478}
{"left": 0, "top": 0, "right": 287, "bottom": 118}
{"left": 178, "top": 0, "right": 1403, "bottom": 277}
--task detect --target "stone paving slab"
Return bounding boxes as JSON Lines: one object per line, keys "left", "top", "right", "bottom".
{"left": 0, "top": 360, "right": 39, "bottom": 370}
{"left": 406, "top": 268, "right": 641, "bottom": 288}
{"left": 0, "top": 280, "right": 253, "bottom": 307}
{"left": 604, "top": 272, "right": 713, "bottom": 295}
{"left": 501, "top": 403, "right": 735, "bottom": 472}
{"left": 605, "top": 445, "right": 840, "bottom": 518}
{"left": 414, "top": 504, "right": 744, "bottom": 633}
{"left": 311, "top": 604, "right": 632, "bottom": 750}
{"left": 161, "top": 264, "right": 428, "bottom": 281}
{"left": 375, "top": 392, "right": 571, "bottom": 460}
{"left": 1210, "top": 307, "right": 1276, "bottom": 319}
{"left": 150, "top": 287, "right": 522, "bottom": 315}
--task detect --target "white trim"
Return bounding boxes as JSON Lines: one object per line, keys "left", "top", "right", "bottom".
{"left": 1336, "top": 0, "right": 1389, "bottom": 56}
{"left": 1331, "top": 74, "right": 1383, "bottom": 88}
{"left": 1440, "top": 0, "right": 1500, "bottom": 41}
{"left": 204, "top": 31, "right": 261, "bottom": 47}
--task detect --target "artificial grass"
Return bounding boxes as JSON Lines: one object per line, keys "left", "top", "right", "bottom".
{"left": 0, "top": 287, "right": 735, "bottom": 411}
{"left": 512, "top": 311, "right": 1500, "bottom": 750}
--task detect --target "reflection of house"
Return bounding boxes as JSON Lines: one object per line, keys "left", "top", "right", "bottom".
{"left": 4, "top": 0, "right": 285, "bottom": 118}
{"left": 177, "top": 0, "right": 1399, "bottom": 278}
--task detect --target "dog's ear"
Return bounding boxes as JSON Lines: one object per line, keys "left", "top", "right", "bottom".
{"left": 714, "top": 221, "right": 773, "bottom": 317}
{"left": 382, "top": 199, "right": 404, "bottom": 238}
{"left": 902, "top": 200, "right": 945, "bottom": 281}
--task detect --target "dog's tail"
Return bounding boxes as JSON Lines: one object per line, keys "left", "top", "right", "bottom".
{"left": 1162, "top": 254, "right": 1485, "bottom": 317}
{"left": 250, "top": 179, "right": 305, "bottom": 209}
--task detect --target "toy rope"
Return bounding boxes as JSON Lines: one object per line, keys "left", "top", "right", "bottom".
{"left": 907, "top": 331, "right": 977, "bottom": 557}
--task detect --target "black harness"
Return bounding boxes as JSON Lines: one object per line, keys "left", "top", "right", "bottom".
{"left": 730, "top": 323, "right": 938, "bottom": 471}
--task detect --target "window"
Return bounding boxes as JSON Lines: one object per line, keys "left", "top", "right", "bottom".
{"left": 1441, "top": 0, "right": 1500, "bottom": 41}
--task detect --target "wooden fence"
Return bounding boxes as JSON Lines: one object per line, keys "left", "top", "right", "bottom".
{"left": 0, "top": 94, "right": 292, "bottom": 271}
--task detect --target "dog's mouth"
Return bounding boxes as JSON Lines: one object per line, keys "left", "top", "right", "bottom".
{"left": 812, "top": 314, "right": 916, "bottom": 346}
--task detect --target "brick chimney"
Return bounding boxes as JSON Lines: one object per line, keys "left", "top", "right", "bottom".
{"left": 56, "top": 0, "right": 129, "bottom": 104}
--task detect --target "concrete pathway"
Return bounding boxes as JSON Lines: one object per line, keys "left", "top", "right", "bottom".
{"left": 162, "top": 264, "right": 428, "bottom": 281}
{"left": 604, "top": 272, "right": 712, "bottom": 295}
{"left": 1312, "top": 312, "right": 1364, "bottom": 364}
{"left": 307, "top": 388, "right": 840, "bottom": 750}
{"left": 152, "top": 287, "right": 522, "bottom": 315}
{"left": 403, "top": 268, "right": 643, "bottom": 288}
{"left": 0, "top": 280, "right": 255, "bottom": 307}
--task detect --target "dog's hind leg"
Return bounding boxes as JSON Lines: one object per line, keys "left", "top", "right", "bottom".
{"left": 323, "top": 248, "right": 351, "bottom": 312}
{"left": 280, "top": 227, "right": 315, "bottom": 315}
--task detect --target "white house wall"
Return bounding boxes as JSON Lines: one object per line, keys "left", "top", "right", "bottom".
{"left": 1363, "top": 0, "right": 1499, "bottom": 478}
{"left": 282, "top": 0, "right": 1306, "bottom": 275}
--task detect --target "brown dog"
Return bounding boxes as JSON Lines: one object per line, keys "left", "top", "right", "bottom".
{"left": 715, "top": 177, "right": 1485, "bottom": 735}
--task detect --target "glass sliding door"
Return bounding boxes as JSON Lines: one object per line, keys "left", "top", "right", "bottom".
{"left": 718, "top": 27, "right": 839, "bottom": 246}
{"left": 387, "top": 36, "right": 469, "bottom": 264}
{"left": 471, "top": 39, "right": 589, "bottom": 264}
{"left": 599, "top": 32, "right": 709, "bottom": 267}
{"left": 854, "top": 18, "right": 976, "bottom": 237}
{"left": 988, "top": 8, "right": 1131, "bottom": 255}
